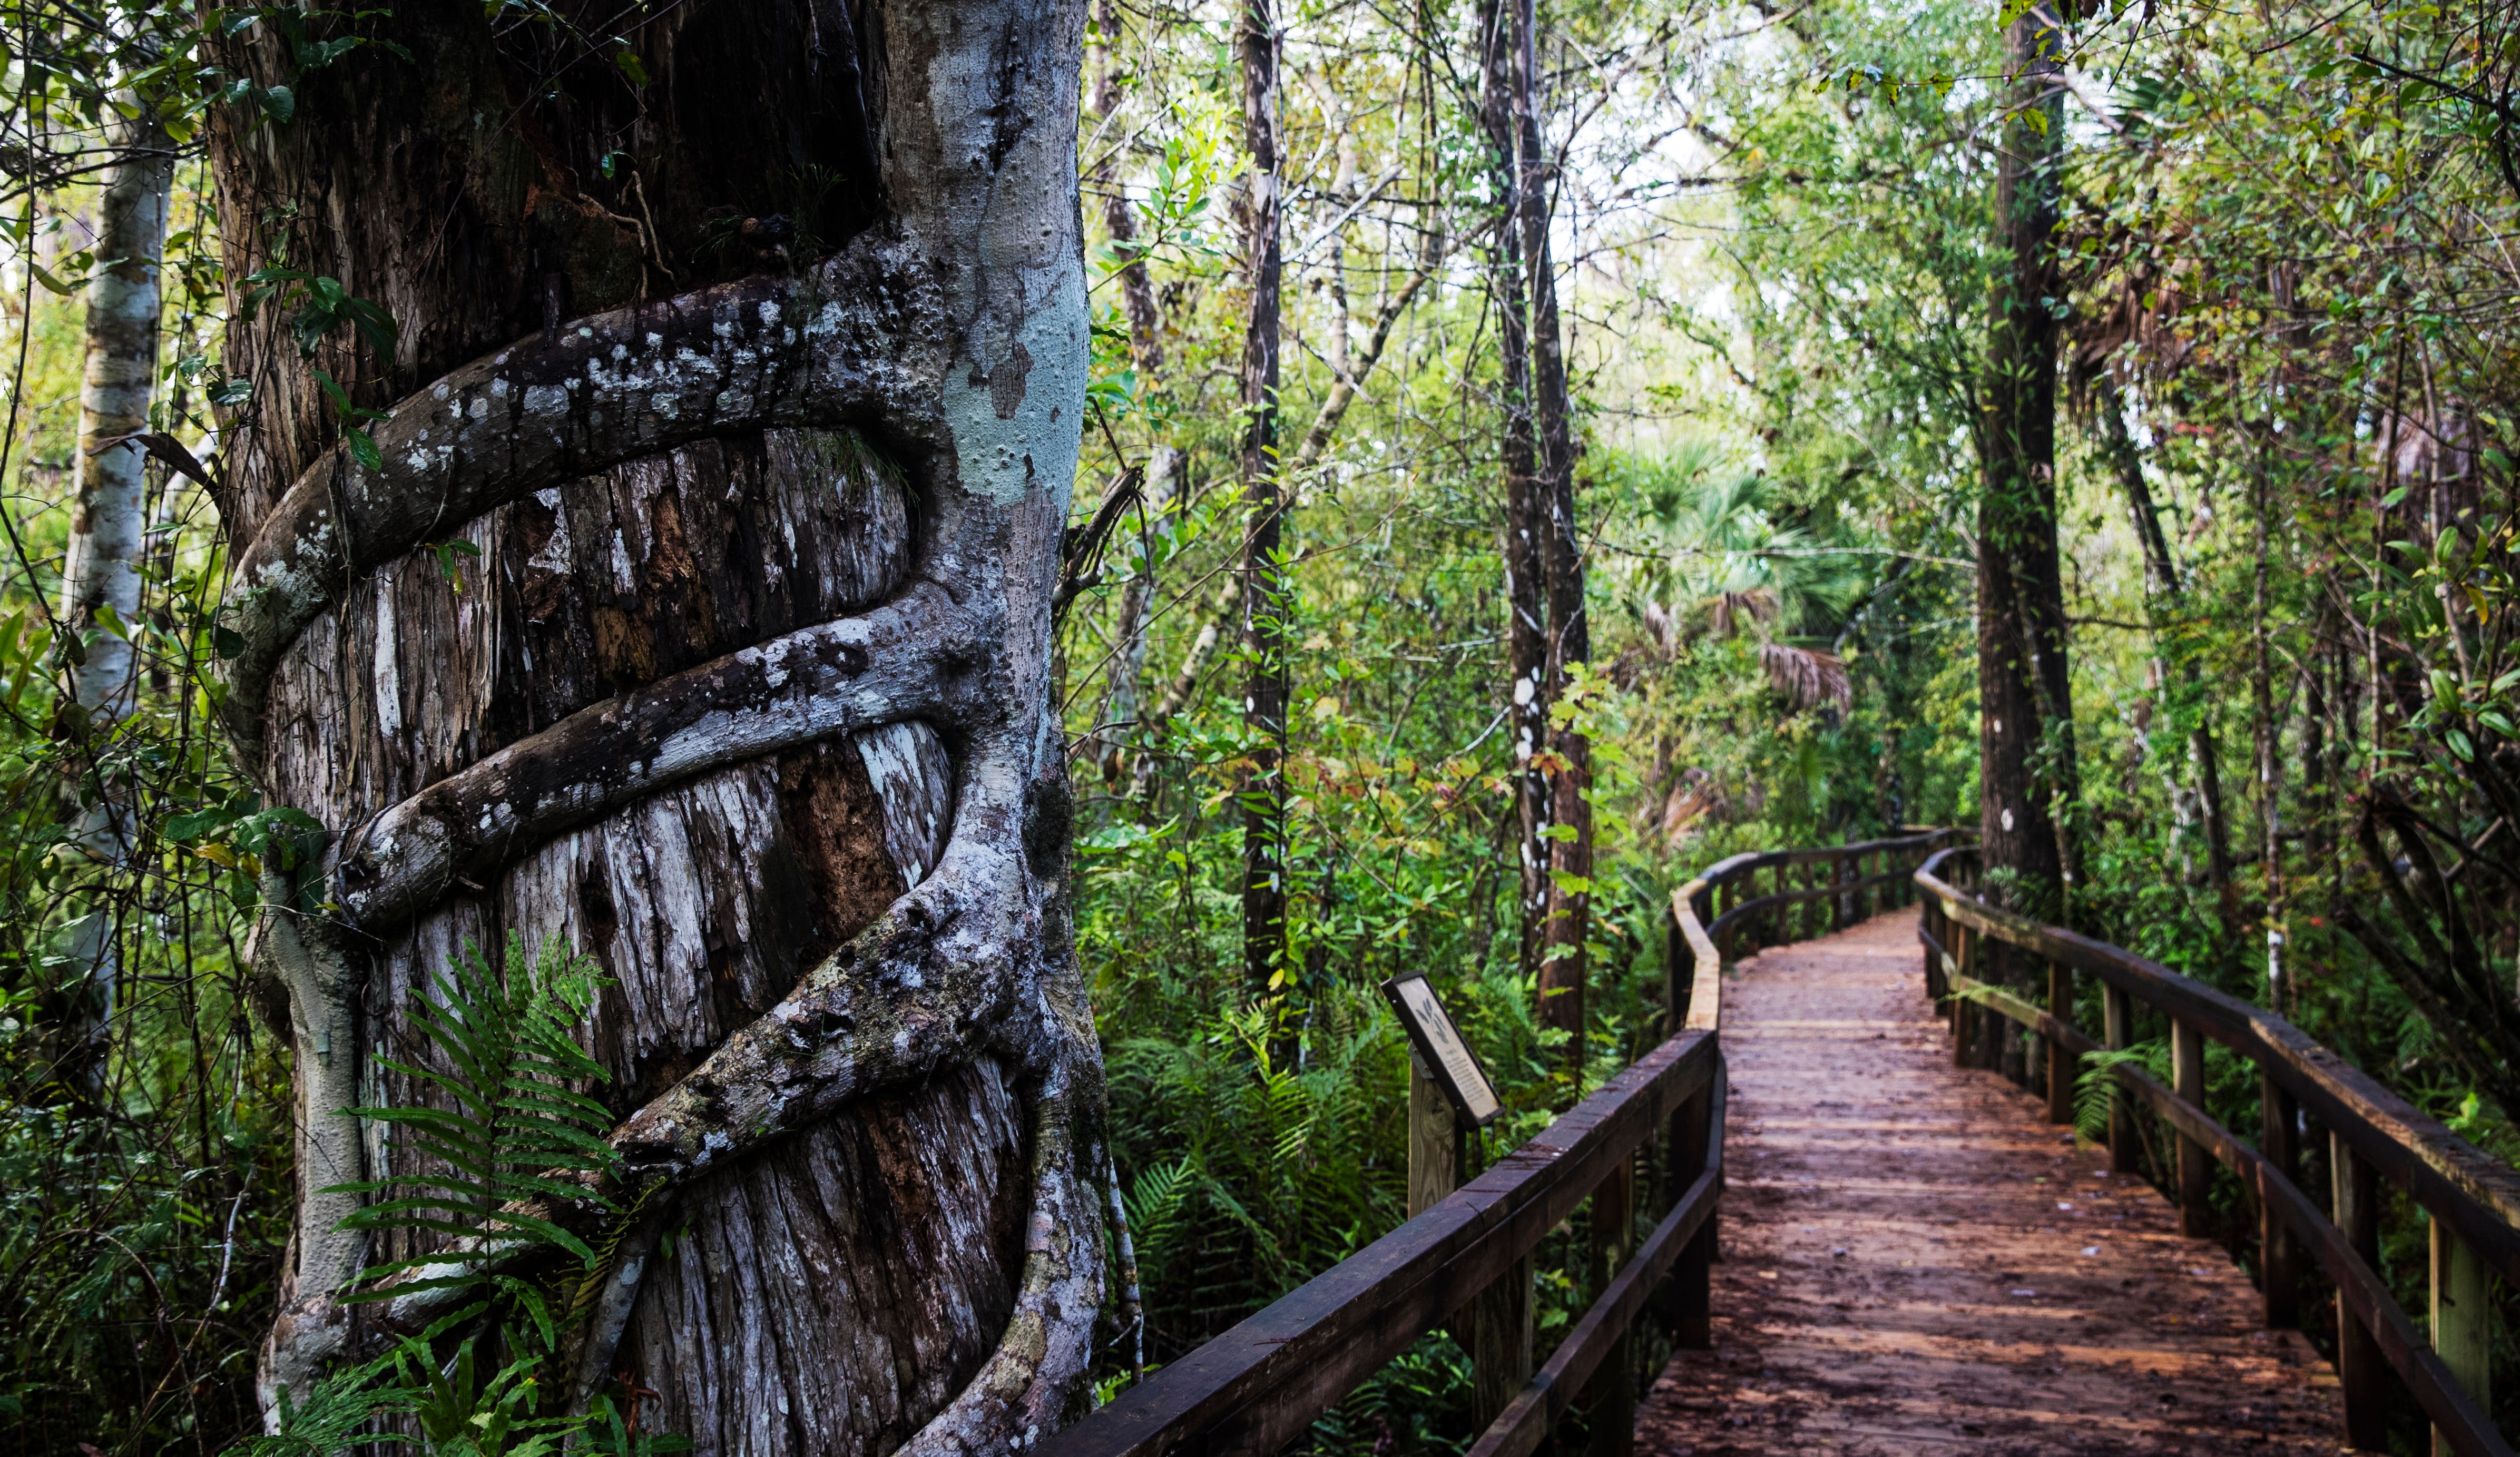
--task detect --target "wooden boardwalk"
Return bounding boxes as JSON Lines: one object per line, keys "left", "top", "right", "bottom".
{"left": 1634, "top": 909, "right": 2346, "bottom": 1455}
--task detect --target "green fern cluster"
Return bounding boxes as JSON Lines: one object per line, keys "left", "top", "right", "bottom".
{"left": 2073, "top": 1037, "right": 2170, "bottom": 1148}
{"left": 242, "top": 933, "right": 684, "bottom": 1457}
{"left": 333, "top": 933, "right": 620, "bottom": 1323}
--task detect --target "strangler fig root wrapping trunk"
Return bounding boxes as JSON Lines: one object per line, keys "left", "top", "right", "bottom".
{"left": 209, "top": 1, "right": 1106, "bottom": 1450}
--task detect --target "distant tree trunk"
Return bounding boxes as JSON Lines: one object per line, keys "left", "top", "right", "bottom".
{"left": 1238, "top": 0, "right": 1289, "bottom": 996}
{"left": 1090, "top": 0, "right": 1178, "bottom": 785}
{"left": 1513, "top": 0, "right": 1588, "bottom": 1057}
{"left": 54, "top": 110, "right": 171, "bottom": 1104}
{"left": 214, "top": 4, "right": 1103, "bottom": 1450}
{"left": 2095, "top": 382, "right": 2232, "bottom": 894}
{"left": 1977, "top": 7, "right": 2076, "bottom": 943}
{"left": 2253, "top": 447, "right": 2284, "bottom": 1012}
{"left": 1481, "top": 0, "right": 1551, "bottom": 985}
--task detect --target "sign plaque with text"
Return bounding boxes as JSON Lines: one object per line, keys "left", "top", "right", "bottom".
{"left": 1379, "top": 971, "right": 1502, "bottom": 1128}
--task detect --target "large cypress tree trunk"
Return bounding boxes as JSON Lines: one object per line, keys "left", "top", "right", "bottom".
{"left": 1977, "top": 7, "right": 2076, "bottom": 939}
{"left": 212, "top": 4, "right": 1103, "bottom": 1451}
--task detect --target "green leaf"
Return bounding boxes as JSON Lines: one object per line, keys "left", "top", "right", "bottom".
{"left": 345, "top": 426, "right": 383, "bottom": 472}
{"left": 162, "top": 806, "right": 238, "bottom": 842}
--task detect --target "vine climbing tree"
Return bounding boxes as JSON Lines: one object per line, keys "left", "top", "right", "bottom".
{"left": 207, "top": 2, "right": 1105, "bottom": 1451}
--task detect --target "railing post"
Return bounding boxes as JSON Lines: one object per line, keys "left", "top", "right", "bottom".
{"left": 1922, "top": 897, "right": 1944, "bottom": 1001}
{"left": 2044, "top": 959, "right": 2072, "bottom": 1125}
{"left": 2259, "top": 1072, "right": 2297, "bottom": 1328}
{"left": 2104, "top": 981, "right": 2137, "bottom": 1176}
{"left": 2431, "top": 1215, "right": 2491, "bottom": 1457}
{"left": 1469, "top": 1199, "right": 1533, "bottom": 1429}
{"left": 1664, "top": 907, "right": 1683, "bottom": 1038}
{"left": 1586, "top": 1151, "right": 1635, "bottom": 1457}
{"left": 2173, "top": 1018, "right": 2210, "bottom": 1236}
{"left": 1666, "top": 1054, "right": 1720, "bottom": 1350}
{"left": 1950, "top": 926, "right": 1974, "bottom": 1070}
{"left": 2333, "top": 1134, "right": 2389, "bottom": 1449}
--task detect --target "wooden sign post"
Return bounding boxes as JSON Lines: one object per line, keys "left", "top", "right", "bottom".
{"left": 1382, "top": 972, "right": 1524, "bottom": 1424}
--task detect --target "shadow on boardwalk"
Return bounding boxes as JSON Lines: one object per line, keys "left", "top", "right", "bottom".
{"left": 1635, "top": 909, "right": 2342, "bottom": 1455}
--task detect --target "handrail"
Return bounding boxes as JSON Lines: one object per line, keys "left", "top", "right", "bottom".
{"left": 1048, "top": 828, "right": 1957, "bottom": 1457}
{"left": 1916, "top": 846, "right": 2519, "bottom": 1456}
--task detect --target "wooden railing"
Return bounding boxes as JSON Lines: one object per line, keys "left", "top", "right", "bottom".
{"left": 1917, "top": 846, "right": 2520, "bottom": 1457}
{"left": 1045, "top": 828, "right": 1959, "bottom": 1457}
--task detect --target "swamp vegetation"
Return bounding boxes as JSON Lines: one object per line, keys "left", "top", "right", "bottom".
{"left": 0, "top": 0, "right": 2515, "bottom": 1451}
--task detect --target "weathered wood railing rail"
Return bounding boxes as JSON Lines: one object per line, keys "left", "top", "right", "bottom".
{"left": 1045, "top": 828, "right": 1960, "bottom": 1457}
{"left": 1917, "top": 846, "right": 2520, "bottom": 1456}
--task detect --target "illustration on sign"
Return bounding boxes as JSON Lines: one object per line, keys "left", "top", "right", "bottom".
{"left": 1381, "top": 972, "right": 1502, "bottom": 1126}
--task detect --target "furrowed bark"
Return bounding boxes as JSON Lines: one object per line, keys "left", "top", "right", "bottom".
{"left": 216, "top": 1, "right": 1106, "bottom": 1449}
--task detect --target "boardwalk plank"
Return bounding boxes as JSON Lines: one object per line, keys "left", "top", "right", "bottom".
{"left": 1635, "top": 910, "right": 2345, "bottom": 1456}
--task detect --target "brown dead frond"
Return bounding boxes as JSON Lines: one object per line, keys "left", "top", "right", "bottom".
{"left": 1709, "top": 588, "right": 1778, "bottom": 638}
{"left": 1657, "top": 767, "right": 1724, "bottom": 846}
{"left": 1760, "top": 642, "right": 1852, "bottom": 710}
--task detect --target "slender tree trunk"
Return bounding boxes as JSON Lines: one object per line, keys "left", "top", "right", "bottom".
{"left": 213, "top": 4, "right": 1103, "bottom": 1450}
{"left": 1116, "top": 225, "right": 1435, "bottom": 800}
{"left": 1482, "top": 0, "right": 1551, "bottom": 985}
{"left": 2095, "top": 382, "right": 2233, "bottom": 892}
{"left": 1513, "top": 0, "right": 1588, "bottom": 1056}
{"left": 1238, "top": 0, "right": 1289, "bottom": 996}
{"left": 1977, "top": 7, "right": 2075, "bottom": 944}
{"left": 1097, "top": 446, "right": 1180, "bottom": 782}
{"left": 1095, "top": 0, "right": 1164, "bottom": 385}
{"left": 2254, "top": 445, "right": 2285, "bottom": 1012}
{"left": 1089, "top": 0, "right": 1179, "bottom": 785}
{"left": 55, "top": 111, "right": 171, "bottom": 1104}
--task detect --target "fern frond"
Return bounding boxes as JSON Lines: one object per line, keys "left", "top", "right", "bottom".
{"left": 330, "top": 932, "right": 624, "bottom": 1319}
{"left": 2073, "top": 1038, "right": 2166, "bottom": 1143}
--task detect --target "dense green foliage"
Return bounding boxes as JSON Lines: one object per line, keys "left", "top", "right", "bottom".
{"left": 1, "top": 0, "right": 2516, "bottom": 1451}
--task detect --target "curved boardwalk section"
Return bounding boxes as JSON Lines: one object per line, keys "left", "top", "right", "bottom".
{"left": 1636, "top": 910, "right": 2343, "bottom": 1455}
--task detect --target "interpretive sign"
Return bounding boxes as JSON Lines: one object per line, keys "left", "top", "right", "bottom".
{"left": 1380, "top": 971, "right": 1502, "bottom": 1127}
